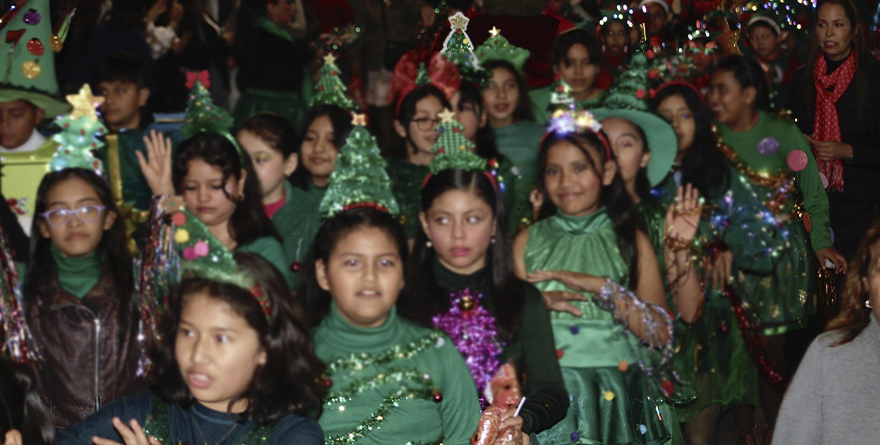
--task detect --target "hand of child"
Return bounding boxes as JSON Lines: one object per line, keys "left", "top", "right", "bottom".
{"left": 805, "top": 136, "right": 853, "bottom": 161}
{"left": 663, "top": 184, "right": 700, "bottom": 244}
{"left": 3, "top": 429, "right": 22, "bottom": 445}
{"left": 494, "top": 406, "right": 526, "bottom": 445}
{"left": 539, "top": 291, "right": 588, "bottom": 316}
{"left": 705, "top": 250, "right": 733, "bottom": 290}
{"left": 91, "top": 417, "right": 161, "bottom": 445}
{"left": 529, "top": 190, "right": 543, "bottom": 221}
{"left": 816, "top": 247, "right": 847, "bottom": 274}
{"left": 136, "top": 129, "right": 176, "bottom": 196}
{"left": 527, "top": 269, "right": 604, "bottom": 294}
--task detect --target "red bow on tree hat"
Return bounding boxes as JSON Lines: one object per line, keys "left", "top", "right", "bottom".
{"left": 389, "top": 50, "right": 461, "bottom": 116}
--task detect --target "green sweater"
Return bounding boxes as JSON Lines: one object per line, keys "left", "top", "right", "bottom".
{"left": 275, "top": 182, "right": 327, "bottom": 284}
{"left": 314, "top": 304, "right": 481, "bottom": 445}
{"left": 237, "top": 236, "right": 293, "bottom": 287}
{"left": 716, "top": 111, "right": 832, "bottom": 251}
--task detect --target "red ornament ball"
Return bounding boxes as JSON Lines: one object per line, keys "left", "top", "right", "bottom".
{"left": 635, "top": 89, "right": 645, "bottom": 99}
{"left": 556, "top": 349, "right": 564, "bottom": 359}
{"left": 27, "top": 38, "right": 44, "bottom": 56}
{"left": 171, "top": 212, "right": 187, "bottom": 227}
{"left": 433, "top": 391, "right": 443, "bottom": 403}
{"left": 291, "top": 261, "right": 302, "bottom": 272}
{"left": 661, "top": 380, "right": 674, "bottom": 396}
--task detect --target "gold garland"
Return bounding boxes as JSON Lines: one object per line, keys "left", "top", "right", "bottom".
{"left": 712, "top": 127, "right": 795, "bottom": 216}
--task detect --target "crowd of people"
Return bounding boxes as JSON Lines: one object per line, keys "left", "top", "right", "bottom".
{"left": 0, "top": 0, "right": 879, "bottom": 444}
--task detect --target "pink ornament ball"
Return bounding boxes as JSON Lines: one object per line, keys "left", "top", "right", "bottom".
{"left": 194, "top": 241, "right": 209, "bottom": 257}
{"left": 819, "top": 172, "right": 829, "bottom": 189}
{"left": 183, "top": 247, "right": 197, "bottom": 261}
{"left": 787, "top": 150, "right": 808, "bottom": 172}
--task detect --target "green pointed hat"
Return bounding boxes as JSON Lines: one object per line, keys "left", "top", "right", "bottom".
{"left": 0, "top": 0, "right": 71, "bottom": 117}
{"left": 47, "top": 84, "right": 108, "bottom": 174}
{"left": 310, "top": 52, "right": 355, "bottom": 110}
{"left": 181, "top": 77, "right": 245, "bottom": 160}
{"left": 440, "top": 12, "right": 489, "bottom": 86}
{"left": 428, "top": 108, "right": 486, "bottom": 174}
{"left": 474, "top": 26, "right": 531, "bottom": 72}
{"left": 320, "top": 113, "right": 400, "bottom": 218}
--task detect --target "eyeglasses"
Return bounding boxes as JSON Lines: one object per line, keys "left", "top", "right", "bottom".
{"left": 39, "top": 205, "right": 107, "bottom": 226}
{"left": 411, "top": 117, "right": 442, "bottom": 132}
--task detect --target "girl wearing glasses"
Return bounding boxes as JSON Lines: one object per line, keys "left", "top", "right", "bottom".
{"left": 23, "top": 168, "right": 142, "bottom": 429}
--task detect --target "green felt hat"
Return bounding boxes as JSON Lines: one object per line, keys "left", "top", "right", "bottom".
{"left": 592, "top": 108, "right": 677, "bottom": 187}
{"left": 0, "top": 0, "right": 70, "bottom": 117}
{"left": 474, "top": 26, "right": 531, "bottom": 72}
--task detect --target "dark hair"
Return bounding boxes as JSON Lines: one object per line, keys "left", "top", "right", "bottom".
{"left": 297, "top": 207, "right": 427, "bottom": 327}
{"left": 650, "top": 84, "right": 731, "bottom": 199}
{"left": 239, "top": 112, "right": 299, "bottom": 158}
{"left": 25, "top": 169, "right": 134, "bottom": 311}
{"left": 93, "top": 51, "right": 147, "bottom": 90}
{"left": 709, "top": 54, "right": 772, "bottom": 111}
{"left": 234, "top": 0, "right": 284, "bottom": 67}
{"left": 481, "top": 60, "right": 536, "bottom": 124}
{"left": 455, "top": 81, "right": 501, "bottom": 160}
{"left": 827, "top": 221, "right": 880, "bottom": 345}
{"left": 411, "top": 169, "right": 524, "bottom": 341}
{"left": 748, "top": 20, "right": 780, "bottom": 37}
{"left": 553, "top": 28, "right": 604, "bottom": 66}
{"left": 105, "top": 0, "right": 150, "bottom": 33}
{"left": 150, "top": 252, "right": 325, "bottom": 424}
{"left": 537, "top": 131, "right": 641, "bottom": 288}
{"left": 290, "top": 105, "right": 353, "bottom": 190}
{"left": 803, "top": 0, "right": 873, "bottom": 112}
{"left": 0, "top": 358, "right": 54, "bottom": 444}
{"left": 173, "top": 133, "right": 281, "bottom": 246}
{"left": 393, "top": 85, "right": 452, "bottom": 159}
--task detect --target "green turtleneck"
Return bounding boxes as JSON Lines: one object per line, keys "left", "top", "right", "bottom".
{"left": 432, "top": 261, "right": 569, "bottom": 435}
{"left": 51, "top": 245, "right": 102, "bottom": 299}
{"left": 279, "top": 181, "right": 327, "bottom": 284}
{"left": 313, "top": 303, "right": 480, "bottom": 444}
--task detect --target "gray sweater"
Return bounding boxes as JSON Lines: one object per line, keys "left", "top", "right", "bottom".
{"left": 773, "top": 314, "right": 880, "bottom": 445}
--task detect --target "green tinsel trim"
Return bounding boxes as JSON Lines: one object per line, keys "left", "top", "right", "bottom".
{"left": 324, "top": 367, "right": 437, "bottom": 405}
{"left": 602, "top": 53, "right": 650, "bottom": 112}
{"left": 324, "top": 331, "right": 445, "bottom": 373}
{"left": 415, "top": 63, "right": 430, "bottom": 87}
{"left": 474, "top": 32, "right": 530, "bottom": 72}
{"left": 323, "top": 395, "right": 443, "bottom": 445}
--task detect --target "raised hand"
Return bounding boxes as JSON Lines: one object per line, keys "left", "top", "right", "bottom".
{"left": 664, "top": 184, "right": 701, "bottom": 244}
{"left": 91, "top": 417, "right": 161, "bottom": 445}
{"left": 136, "top": 129, "right": 175, "bottom": 196}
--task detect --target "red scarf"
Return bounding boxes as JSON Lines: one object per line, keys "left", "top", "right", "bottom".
{"left": 813, "top": 52, "right": 856, "bottom": 192}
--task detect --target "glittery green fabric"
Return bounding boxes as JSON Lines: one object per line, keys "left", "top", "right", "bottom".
{"left": 428, "top": 117, "right": 486, "bottom": 174}
{"left": 281, "top": 183, "right": 327, "bottom": 283}
{"left": 386, "top": 159, "right": 429, "bottom": 238}
{"left": 142, "top": 398, "right": 271, "bottom": 444}
{"left": 524, "top": 209, "right": 673, "bottom": 444}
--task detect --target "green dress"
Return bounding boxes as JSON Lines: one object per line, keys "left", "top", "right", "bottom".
{"left": 277, "top": 182, "right": 327, "bottom": 284}
{"left": 386, "top": 159, "right": 430, "bottom": 239}
{"left": 313, "top": 304, "right": 481, "bottom": 445}
{"left": 237, "top": 236, "right": 293, "bottom": 287}
{"left": 494, "top": 121, "right": 546, "bottom": 232}
{"left": 524, "top": 209, "right": 673, "bottom": 445}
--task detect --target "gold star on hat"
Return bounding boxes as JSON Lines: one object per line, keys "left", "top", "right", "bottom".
{"left": 489, "top": 26, "right": 500, "bottom": 37}
{"left": 352, "top": 113, "right": 367, "bottom": 126}
{"left": 449, "top": 12, "right": 469, "bottom": 31}
{"left": 324, "top": 52, "right": 337, "bottom": 66}
{"left": 66, "top": 84, "right": 104, "bottom": 121}
{"left": 438, "top": 108, "right": 456, "bottom": 124}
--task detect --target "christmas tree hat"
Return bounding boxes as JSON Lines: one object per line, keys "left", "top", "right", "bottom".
{"left": 0, "top": 0, "right": 72, "bottom": 117}
{"left": 310, "top": 53, "right": 355, "bottom": 110}
{"left": 441, "top": 12, "right": 489, "bottom": 86}
{"left": 47, "top": 84, "right": 108, "bottom": 174}
{"left": 428, "top": 108, "right": 486, "bottom": 175}
{"left": 181, "top": 76, "right": 243, "bottom": 160}
{"left": 474, "top": 26, "right": 531, "bottom": 72}
{"left": 320, "top": 113, "right": 400, "bottom": 218}
{"left": 592, "top": 47, "right": 677, "bottom": 186}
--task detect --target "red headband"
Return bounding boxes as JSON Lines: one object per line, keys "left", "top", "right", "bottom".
{"left": 655, "top": 80, "right": 705, "bottom": 102}
{"left": 389, "top": 51, "right": 461, "bottom": 116}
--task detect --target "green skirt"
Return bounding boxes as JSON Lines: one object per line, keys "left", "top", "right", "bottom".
{"left": 534, "top": 366, "right": 676, "bottom": 445}
{"left": 233, "top": 88, "right": 308, "bottom": 131}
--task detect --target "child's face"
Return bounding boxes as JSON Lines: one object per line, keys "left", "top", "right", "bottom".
{"left": 452, "top": 92, "right": 486, "bottom": 143}
{"left": 602, "top": 22, "right": 628, "bottom": 57}
{"left": 708, "top": 70, "right": 755, "bottom": 126}
{"left": 395, "top": 95, "right": 443, "bottom": 156}
{"left": 645, "top": 3, "right": 668, "bottom": 34}
{"left": 175, "top": 291, "right": 266, "bottom": 413}
{"left": 555, "top": 44, "right": 600, "bottom": 99}
{"left": 237, "top": 130, "right": 297, "bottom": 203}
{"left": 317, "top": 227, "right": 404, "bottom": 328}
{"left": 483, "top": 67, "right": 520, "bottom": 127}
{"left": 749, "top": 26, "right": 779, "bottom": 60}
{"left": 38, "top": 176, "right": 116, "bottom": 258}
{"left": 601, "top": 117, "right": 649, "bottom": 187}
{"left": 266, "top": 0, "right": 294, "bottom": 24}
{"left": 300, "top": 115, "right": 340, "bottom": 186}
{"left": 0, "top": 100, "right": 43, "bottom": 149}
{"left": 181, "top": 159, "right": 245, "bottom": 230}
{"left": 656, "top": 94, "right": 696, "bottom": 151}
{"left": 419, "top": 189, "right": 495, "bottom": 275}
{"left": 544, "top": 140, "right": 614, "bottom": 217}
{"left": 96, "top": 80, "right": 149, "bottom": 132}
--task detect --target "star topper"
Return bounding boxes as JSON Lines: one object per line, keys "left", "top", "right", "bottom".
{"left": 66, "top": 84, "right": 104, "bottom": 121}
{"left": 438, "top": 108, "right": 457, "bottom": 124}
{"left": 449, "top": 12, "right": 469, "bottom": 31}
{"left": 324, "top": 52, "right": 337, "bottom": 66}
{"left": 351, "top": 113, "right": 367, "bottom": 126}
{"left": 489, "top": 26, "right": 500, "bottom": 37}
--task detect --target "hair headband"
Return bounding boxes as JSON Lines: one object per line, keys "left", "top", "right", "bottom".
{"left": 655, "top": 80, "right": 706, "bottom": 102}
{"left": 389, "top": 51, "right": 461, "bottom": 116}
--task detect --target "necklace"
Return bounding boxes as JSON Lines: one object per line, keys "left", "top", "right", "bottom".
{"left": 192, "top": 410, "right": 238, "bottom": 445}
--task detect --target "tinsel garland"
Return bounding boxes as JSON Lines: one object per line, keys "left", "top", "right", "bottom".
{"left": 323, "top": 394, "right": 443, "bottom": 445}
{"left": 713, "top": 129, "right": 795, "bottom": 216}
{"left": 324, "top": 331, "right": 444, "bottom": 373}
{"left": 0, "top": 224, "right": 40, "bottom": 364}
{"left": 431, "top": 289, "right": 503, "bottom": 394}
{"left": 722, "top": 282, "right": 786, "bottom": 388}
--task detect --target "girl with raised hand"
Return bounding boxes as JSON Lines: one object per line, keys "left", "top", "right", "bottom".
{"left": 299, "top": 116, "right": 481, "bottom": 444}
{"left": 512, "top": 111, "right": 675, "bottom": 444}
{"left": 410, "top": 112, "right": 569, "bottom": 442}
{"left": 57, "top": 251, "right": 326, "bottom": 445}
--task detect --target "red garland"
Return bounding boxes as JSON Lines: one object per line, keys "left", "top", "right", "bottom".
{"left": 343, "top": 202, "right": 389, "bottom": 213}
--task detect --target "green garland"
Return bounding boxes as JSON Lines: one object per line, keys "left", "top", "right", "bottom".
{"left": 324, "top": 331, "right": 444, "bottom": 373}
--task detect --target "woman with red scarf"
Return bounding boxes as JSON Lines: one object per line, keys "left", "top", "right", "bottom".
{"left": 789, "top": 0, "right": 880, "bottom": 260}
